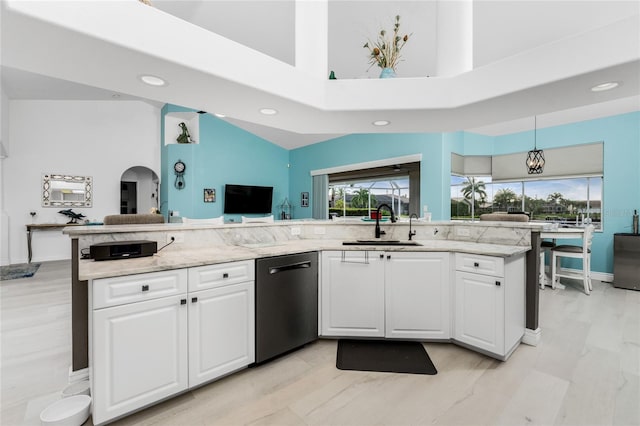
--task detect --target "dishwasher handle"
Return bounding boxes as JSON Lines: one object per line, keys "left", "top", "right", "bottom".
{"left": 269, "top": 261, "right": 311, "bottom": 275}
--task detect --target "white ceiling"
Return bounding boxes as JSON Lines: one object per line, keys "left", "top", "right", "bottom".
{"left": 1, "top": 0, "right": 639, "bottom": 149}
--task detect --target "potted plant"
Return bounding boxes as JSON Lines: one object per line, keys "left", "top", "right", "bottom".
{"left": 363, "top": 15, "right": 411, "bottom": 78}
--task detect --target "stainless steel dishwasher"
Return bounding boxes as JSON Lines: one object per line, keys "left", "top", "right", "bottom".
{"left": 255, "top": 252, "right": 318, "bottom": 363}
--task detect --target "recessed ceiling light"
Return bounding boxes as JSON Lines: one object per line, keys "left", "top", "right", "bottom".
{"left": 591, "top": 81, "right": 619, "bottom": 92}
{"left": 139, "top": 74, "right": 167, "bottom": 87}
{"left": 214, "top": 113, "right": 226, "bottom": 118}
{"left": 373, "top": 120, "right": 390, "bottom": 126}
{"left": 259, "top": 108, "right": 278, "bottom": 115}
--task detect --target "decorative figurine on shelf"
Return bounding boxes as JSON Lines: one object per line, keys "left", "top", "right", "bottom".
{"left": 176, "top": 122, "right": 193, "bottom": 144}
{"left": 58, "top": 209, "right": 86, "bottom": 224}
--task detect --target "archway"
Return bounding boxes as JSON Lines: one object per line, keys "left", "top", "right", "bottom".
{"left": 120, "top": 166, "right": 159, "bottom": 214}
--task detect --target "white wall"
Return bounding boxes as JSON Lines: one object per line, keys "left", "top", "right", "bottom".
{"left": 3, "top": 100, "right": 160, "bottom": 264}
{"left": 328, "top": 1, "right": 437, "bottom": 79}
{"left": 0, "top": 78, "right": 9, "bottom": 265}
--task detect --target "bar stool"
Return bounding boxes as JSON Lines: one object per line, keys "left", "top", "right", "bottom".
{"left": 551, "top": 224, "right": 595, "bottom": 295}
{"left": 539, "top": 240, "right": 556, "bottom": 289}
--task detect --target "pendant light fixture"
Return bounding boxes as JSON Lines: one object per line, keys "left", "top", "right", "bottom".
{"left": 526, "top": 116, "right": 545, "bottom": 174}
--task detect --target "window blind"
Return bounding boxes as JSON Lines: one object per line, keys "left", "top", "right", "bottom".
{"left": 451, "top": 153, "right": 492, "bottom": 176}
{"left": 312, "top": 174, "right": 328, "bottom": 219}
{"left": 492, "top": 142, "right": 603, "bottom": 182}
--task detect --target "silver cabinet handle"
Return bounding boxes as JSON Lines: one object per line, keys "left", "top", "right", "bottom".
{"left": 269, "top": 261, "right": 311, "bottom": 274}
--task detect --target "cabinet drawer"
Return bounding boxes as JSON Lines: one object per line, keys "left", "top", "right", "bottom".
{"left": 188, "top": 260, "right": 255, "bottom": 292}
{"left": 93, "top": 269, "right": 188, "bottom": 309}
{"left": 455, "top": 253, "right": 504, "bottom": 277}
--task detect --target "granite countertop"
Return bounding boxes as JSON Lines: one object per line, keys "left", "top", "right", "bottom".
{"left": 64, "top": 219, "right": 546, "bottom": 236}
{"left": 79, "top": 239, "right": 529, "bottom": 281}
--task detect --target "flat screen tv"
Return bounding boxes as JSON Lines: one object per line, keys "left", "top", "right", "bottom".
{"left": 223, "top": 184, "right": 273, "bottom": 214}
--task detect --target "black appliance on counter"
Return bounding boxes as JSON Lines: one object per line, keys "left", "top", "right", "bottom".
{"left": 255, "top": 252, "right": 318, "bottom": 363}
{"left": 613, "top": 233, "right": 640, "bottom": 291}
{"left": 90, "top": 240, "right": 157, "bottom": 261}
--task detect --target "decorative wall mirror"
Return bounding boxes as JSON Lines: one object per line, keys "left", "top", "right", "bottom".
{"left": 42, "top": 174, "right": 93, "bottom": 207}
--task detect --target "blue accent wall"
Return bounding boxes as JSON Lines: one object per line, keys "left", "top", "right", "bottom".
{"left": 289, "top": 133, "right": 446, "bottom": 219}
{"left": 162, "top": 105, "right": 289, "bottom": 222}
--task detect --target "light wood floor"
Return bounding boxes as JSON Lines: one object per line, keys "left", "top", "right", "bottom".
{"left": 1, "top": 260, "right": 639, "bottom": 426}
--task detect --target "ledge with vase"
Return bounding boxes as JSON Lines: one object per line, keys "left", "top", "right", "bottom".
{"left": 363, "top": 15, "right": 411, "bottom": 78}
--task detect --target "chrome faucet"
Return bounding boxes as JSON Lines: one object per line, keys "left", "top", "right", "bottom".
{"left": 375, "top": 204, "right": 397, "bottom": 238}
{"left": 409, "top": 213, "right": 418, "bottom": 240}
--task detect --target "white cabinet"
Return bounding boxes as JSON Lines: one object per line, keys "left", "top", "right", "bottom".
{"left": 321, "top": 251, "right": 385, "bottom": 337}
{"left": 454, "top": 271, "right": 504, "bottom": 354}
{"left": 91, "top": 261, "right": 255, "bottom": 425}
{"left": 321, "top": 251, "right": 450, "bottom": 339}
{"left": 453, "top": 253, "right": 525, "bottom": 360}
{"left": 91, "top": 272, "right": 189, "bottom": 425}
{"left": 188, "top": 262, "right": 254, "bottom": 387}
{"left": 385, "top": 252, "right": 450, "bottom": 339}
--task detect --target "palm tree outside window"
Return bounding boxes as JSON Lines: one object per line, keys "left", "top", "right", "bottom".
{"left": 461, "top": 177, "right": 487, "bottom": 220}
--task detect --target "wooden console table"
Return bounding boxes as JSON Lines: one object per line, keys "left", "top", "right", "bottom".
{"left": 26, "top": 223, "right": 77, "bottom": 263}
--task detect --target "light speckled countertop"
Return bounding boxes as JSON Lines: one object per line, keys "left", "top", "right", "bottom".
{"left": 79, "top": 238, "right": 529, "bottom": 281}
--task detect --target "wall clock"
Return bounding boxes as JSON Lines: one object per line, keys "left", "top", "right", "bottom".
{"left": 174, "top": 160, "right": 186, "bottom": 190}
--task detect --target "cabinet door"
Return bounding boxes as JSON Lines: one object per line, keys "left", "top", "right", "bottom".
{"left": 92, "top": 295, "right": 188, "bottom": 425}
{"left": 385, "top": 252, "right": 450, "bottom": 339}
{"left": 321, "top": 251, "right": 385, "bottom": 337}
{"left": 189, "top": 282, "right": 255, "bottom": 387}
{"left": 454, "top": 271, "right": 505, "bottom": 356}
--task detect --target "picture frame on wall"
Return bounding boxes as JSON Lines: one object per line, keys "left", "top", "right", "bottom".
{"left": 204, "top": 188, "right": 216, "bottom": 203}
{"left": 301, "top": 192, "right": 309, "bottom": 207}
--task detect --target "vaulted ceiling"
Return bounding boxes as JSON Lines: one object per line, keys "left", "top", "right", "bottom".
{"left": 2, "top": 1, "right": 639, "bottom": 149}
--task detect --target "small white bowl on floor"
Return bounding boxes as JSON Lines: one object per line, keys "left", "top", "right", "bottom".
{"left": 40, "top": 394, "right": 91, "bottom": 426}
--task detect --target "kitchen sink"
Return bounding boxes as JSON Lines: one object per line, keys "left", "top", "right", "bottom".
{"left": 342, "top": 240, "right": 422, "bottom": 246}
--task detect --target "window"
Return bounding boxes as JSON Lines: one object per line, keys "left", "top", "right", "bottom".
{"left": 326, "top": 161, "right": 420, "bottom": 218}
{"left": 451, "top": 142, "right": 603, "bottom": 228}
{"left": 523, "top": 177, "right": 602, "bottom": 226}
{"left": 451, "top": 175, "right": 603, "bottom": 229}
{"left": 451, "top": 175, "right": 492, "bottom": 219}
{"left": 329, "top": 178, "right": 410, "bottom": 218}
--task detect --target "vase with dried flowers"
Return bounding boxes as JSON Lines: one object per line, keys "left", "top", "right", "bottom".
{"left": 363, "top": 15, "right": 411, "bottom": 78}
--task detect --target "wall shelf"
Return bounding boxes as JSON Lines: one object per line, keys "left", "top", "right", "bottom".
{"left": 164, "top": 112, "right": 199, "bottom": 145}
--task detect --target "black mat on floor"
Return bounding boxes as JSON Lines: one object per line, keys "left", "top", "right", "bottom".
{"left": 336, "top": 339, "right": 437, "bottom": 375}
{"left": 1, "top": 263, "right": 41, "bottom": 281}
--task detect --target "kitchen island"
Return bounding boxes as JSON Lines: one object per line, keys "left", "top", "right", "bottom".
{"left": 65, "top": 220, "right": 542, "bottom": 424}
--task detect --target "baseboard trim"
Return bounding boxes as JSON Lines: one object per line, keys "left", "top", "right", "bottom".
{"left": 68, "top": 366, "right": 89, "bottom": 383}
{"left": 522, "top": 328, "right": 542, "bottom": 346}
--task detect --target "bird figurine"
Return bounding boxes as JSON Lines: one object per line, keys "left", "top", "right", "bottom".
{"left": 176, "top": 122, "right": 192, "bottom": 143}
{"left": 58, "top": 209, "right": 86, "bottom": 224}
